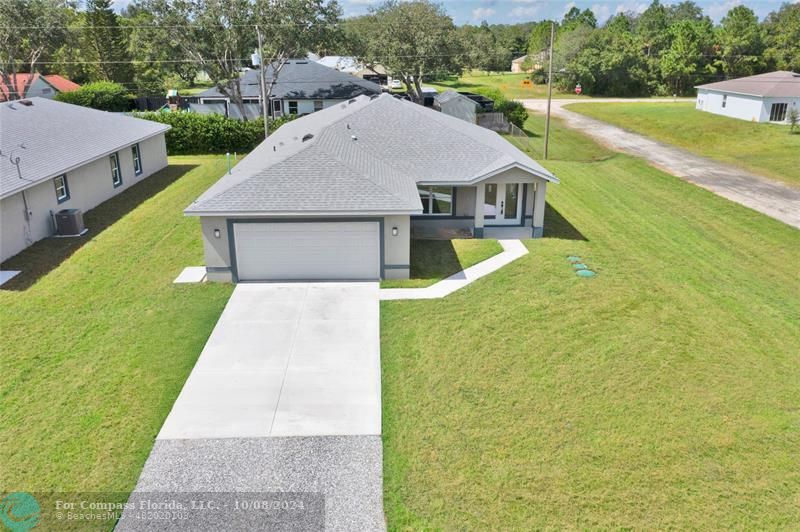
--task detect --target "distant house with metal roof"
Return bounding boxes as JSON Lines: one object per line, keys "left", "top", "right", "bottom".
{"left": 434, "top": 90, "right": 480, "bottom": 124}
{"left": 186, "top": 94, "right": 558, "bottom": 283}
{"left": 695, "top": 71, "right": 800, "bottom": 123}
{"left": 0, "top": 98, "right": 169, "bottom": 263}
{"left": 194, "top": 60, "right": 382, "bottom": 119}
{"left": 0, "top": 73, "right": 80, "bottom": 102}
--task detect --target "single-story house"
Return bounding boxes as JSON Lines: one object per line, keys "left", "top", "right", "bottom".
{"left": 185, "top": 94, "right": 558, "bottom": 283}
{"left": 695, "top": 71, "right": 800, "bottom": 123}
{"left": 434, "top": 90, "right": 479, "bottom": 124}
{"left": 195, "top": 60, "right": 382, "bottom": 119}
{"left": 354, "top": 65, "right": 389, "bottom": 87}
{"left": 0, "top": 98, "right": 169, "bottom": 263}
{"left": 0, "top": 73, "right": 80, "bottom": 101}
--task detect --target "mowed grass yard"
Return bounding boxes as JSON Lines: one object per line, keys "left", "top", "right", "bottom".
{"left": 427, "top": 70, "right": 586, "bottom": 100}
{"left": 566, "top": 101, "right": 800, "bottom": 188}
{"left": 0, "top": 157, "right": 233, "bottom": 498}
{"left": 380, "top": 112, "right": 800, "bottom": 528}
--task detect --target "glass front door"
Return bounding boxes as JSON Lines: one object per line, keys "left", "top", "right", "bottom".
{"left": 484, "top": 183, "right": 522, "bottom": 225}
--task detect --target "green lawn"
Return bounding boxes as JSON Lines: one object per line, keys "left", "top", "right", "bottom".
{"left": 427, "top": 71, "right": 586, "bottom": 100}
{"left": 381, "top": 239, "right": 502, "bottom": 289}
{"left": 566, "top": 101, "right": 800, "bottom": 188}
{"left": 0, "top": 157, "right": 233, "bottom": 502}
{"left": 381, "top": 112, "right": 800, "bottom": 528}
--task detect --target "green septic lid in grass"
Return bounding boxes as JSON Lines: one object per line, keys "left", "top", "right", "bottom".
{"left": 567, "top": 256, "right": 582, "bottom": 262}
{"left": 572, "top": 263, "right": 588, "bottom": 269}
{"left": 576, "top": 269, "right": 596, "bottom": 277}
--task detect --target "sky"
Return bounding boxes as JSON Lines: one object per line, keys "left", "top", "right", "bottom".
{"left": 111, "top": 0, "right": 794, "bottom": 26}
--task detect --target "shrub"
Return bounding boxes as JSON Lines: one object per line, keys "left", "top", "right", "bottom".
{"left": 495, "top": 100, "right": 528, "bottom": 129}
{"left": 54, "top": 81, "right": 132, "bottom": 112}
{"left": 132, "top": 111, "right": 294, "bottom": 155}
{"left": 788, "top": 108, "right": 799, "bottom": 133}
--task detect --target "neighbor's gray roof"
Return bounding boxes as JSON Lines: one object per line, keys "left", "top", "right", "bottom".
{"left": 0, "top": 98, "right": 169, "bottom": 199}
{"left": 696, "top": 71, "right": 800, "bottom": 98}
{"left": 186, "top": 94, "right": 557, "bottom": 216}
{"left": 196, "top": 60, "right": 382, "bottom": 100}
{"left": 435, "top": 89, "right": 478, "bottom": 106}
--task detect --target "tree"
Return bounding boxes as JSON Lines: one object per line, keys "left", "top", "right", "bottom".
{"left": 715, "top": 6, "right": 764, "bottom": 78}
{"left": 762, "top": 3, "right": 800, "bottom": 72}
{"left": 0, "top": 0, "right": 70, "bottom": 100}
{"left": 84, "top": 0, "right": 134, "bottom": 83}
{"left": 141, "top": 0, "right": 256, "bottom": 119}
{"left": 253, "top": 0, "right": 343, "bottom": 124}
{"left": 528, "top": 21, "right": 555, "bottom": 57}
{"left": 561, "top": 7, "right": 596, "bottom": 32}
{"left": 636, "top": 0, "right": 669, "bottom": 56}
{"left": 354, "top": 1, "right": 461, "bottom": 103}
{"left": 660, "top": 20, "right": 710, "bottom": 94}
{"left": 55, "top": 81, "right": 132, "bottom": 111}
{"left": 459, "top": 23, "right": 510, "bottom": 74}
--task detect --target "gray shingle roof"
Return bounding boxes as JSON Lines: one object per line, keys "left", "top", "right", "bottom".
{"left": 196, "top": 60, "right": 382, "bottom": 100}
{"left": 0, "top": 98, "right": 169, "bottom": 199}
{"left": 696, "top": 71, "right": 800, "bottom": 98}
{"left": 185, "top": 94, "right": 558, "bottom": 216}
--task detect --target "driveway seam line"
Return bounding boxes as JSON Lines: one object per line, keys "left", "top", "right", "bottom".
{"left": 267, "top": 285, "right": 310, "bottom": 436}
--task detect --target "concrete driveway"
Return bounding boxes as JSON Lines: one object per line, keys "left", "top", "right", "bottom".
{"left": 122, "top": 282, "right": 385, "bottom": 531}
{"left": 521, "top": 99, "right": 800, "bottom": 230}
{"left": 159, "top": 282, "right": 381, "bottom": 439}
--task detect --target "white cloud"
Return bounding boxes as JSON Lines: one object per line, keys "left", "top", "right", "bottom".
{"left": 614, "top": 2, "right": 648, "bottom": 15}
{"left": 562, "top": 1, "right": 577, "bottom": 15}
{"left": 510, "top": 6, "right": 542, "bottom": 18}
{"left": 510, "top": 0, "right": 541, "bottom": 3}
{"left": 472, "top": 7, "right": 496, "bottom": 19}
{"left": 706, "top": 0, "right": 742, "bottom": 21}
{"left": 348, "top": 0, "right": 379, "bottom": 4}
{"left": 591, "top": 3, "right": 610, "bottom": 23}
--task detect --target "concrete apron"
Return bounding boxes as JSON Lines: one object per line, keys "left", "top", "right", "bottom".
{"left": 120, "top": 282, "right": 385, "bottom": 532}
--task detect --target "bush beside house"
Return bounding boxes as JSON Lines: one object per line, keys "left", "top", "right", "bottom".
{"left": 54, "top": 81, "right": 133, "bottom": 112}
{"left": 133, "top": 111, "right": 294, "bottom": 155}
{"left": 472, "top": 86, "right": 528, "bottom": 129}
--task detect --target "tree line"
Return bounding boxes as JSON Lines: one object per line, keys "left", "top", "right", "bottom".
{"left": 1, "top": 0, "right": 797, "bottom": 107}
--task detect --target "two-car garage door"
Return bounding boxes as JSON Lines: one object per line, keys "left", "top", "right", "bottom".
{"left": 233, "top": 222, "right": 381, "bottom": 281}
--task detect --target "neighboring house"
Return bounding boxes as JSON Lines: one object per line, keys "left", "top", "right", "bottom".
{"left": 185, "top": 94, "right": 558, "bottom": 283}
{"left": 316, "top": 56, "right": 361, "bottom": 74}
{"left": 0, "top": 73, "right": 80, "bottom": 101}
{"left": 0, "top": 98, "right": 169, "bottom": 263}
{"left": 354, "top": 65, "right": 388, "bottom": 87}
{"left": 434, "top": 90, "right": 479, "bottom": 124}
{"left": 194, "top": 60, "right": 382, "bottom": 119}
{"left": 695, "top": 71, "right": 800, "bottom": 123}
{"left": 511, "top": 52, "right": 546, "bottom": 73}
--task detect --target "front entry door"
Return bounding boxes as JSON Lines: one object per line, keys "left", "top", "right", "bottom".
{"left": 484, "top": 183, "right": 522, "bottom": 225}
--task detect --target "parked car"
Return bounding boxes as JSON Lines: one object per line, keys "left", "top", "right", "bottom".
{"left": 389, "top": 79, "right": 403, "bottom": 90}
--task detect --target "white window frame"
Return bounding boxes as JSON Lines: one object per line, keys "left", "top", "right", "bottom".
{"left": 769, "top": 102, "right": 788, "bottom": 122}
{"left": 313, "top": 100, "right": 324, "bottom": 112}
{"left": 132, "top": 143, "right": 142, "bottom": 175}
{"left": 54, "top": 174, "right": 69, "bottom": 203}
{"left": 288, "top": 101, "right": 299, "bottom": 115}
{"left": 110, "top": 152, "right": 122, "bottom": 187}
{"left": 417, "top": 185, "right": 454, "bottom": 216}
{"left": 272, "top": 99, "right": 282, "bottom": 117}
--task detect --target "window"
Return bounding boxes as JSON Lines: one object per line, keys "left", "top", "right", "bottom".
{"left": 313, "top": 100, "right": 323, "bottom": 112}
{"left": 54, "top": 174, "right": 70, "bottom": 203}
{"left": 272, "top": 99, "right": 282, "bottom": 116}
{"left": 288, "top": 101, "right": 298, "bottom": 115}
{"left": 769, "top": 102, "right": 788, "bottom": 122}
{"left": 110, "top": 153, "right": 122, "bottom": 187}
{"left": 722, "top": 94, "right": 727, "bottom": 108}
{"left": 132, "top": 143, "right": 142, "bottom": 175}
{"left": 417, "top": 186, "right": 453, "bottom": 215}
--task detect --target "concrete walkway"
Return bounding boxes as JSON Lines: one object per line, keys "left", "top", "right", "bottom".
{"left": 122, "top": 283, "right": 385, "bottom": 531}
{"left": 520, "top": 99, "right": 800, "bottom": 230}
{"left": 380, "top": 239, "right": 528, "bottom": 301}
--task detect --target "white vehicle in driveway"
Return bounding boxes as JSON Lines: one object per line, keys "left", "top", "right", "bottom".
{"left": 389, "top": 79, "right": 403, "bottom": 90}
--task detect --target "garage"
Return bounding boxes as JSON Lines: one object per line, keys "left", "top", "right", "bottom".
{"left": 233, "top": 221, "right": 381, "bottom": 281}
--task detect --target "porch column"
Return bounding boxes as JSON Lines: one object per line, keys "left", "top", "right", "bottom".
{"left": 474, "top": 184, "right": 485, "bottom": 238}
{"left": 532, "top": 181, "right": 547, "bottom": 238}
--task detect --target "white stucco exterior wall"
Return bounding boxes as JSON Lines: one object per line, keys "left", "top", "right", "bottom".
{"left": 0, "top": 133, "right": 168, "bottom": 263}
{"left": 696, "top": 89, "right": 800, "bottom": 123}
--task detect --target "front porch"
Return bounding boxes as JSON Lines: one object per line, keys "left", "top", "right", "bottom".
{"left": 411, "top": 178, "right": 548, "bottom": 240}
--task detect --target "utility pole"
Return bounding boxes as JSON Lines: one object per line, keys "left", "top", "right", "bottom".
{"left": 256, "top": 26, "right": 269, "bottom": 139}
{"left": 543, "top": 21, "right": 555, "bottom": 160}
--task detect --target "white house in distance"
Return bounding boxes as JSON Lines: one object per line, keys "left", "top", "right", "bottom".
{"left": 0, "top": 98, "right": 169, "bottom": 263}
{"left": 695, "top": 71, "right": 800, "bottom": 123}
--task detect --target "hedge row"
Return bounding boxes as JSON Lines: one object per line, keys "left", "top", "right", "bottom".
{"left": 472, "top": 86, "right": 528, "bottom": 129}
{"left": 54, "top": 81, "right": 132, "bottom": 112}
{"left": 132, "top": 111, "right": 293, "bottom": 155}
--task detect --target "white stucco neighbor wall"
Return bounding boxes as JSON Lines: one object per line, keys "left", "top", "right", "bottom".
{"left": 0, "top": 133, "right": 168, "bottom": 263}
{"left": 696, "top": 89, "right": 800, "bottom": 123}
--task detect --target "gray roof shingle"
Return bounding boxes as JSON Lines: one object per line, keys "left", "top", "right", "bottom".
{"left": 185, "top": 94, "right": 558, "bottom": 216}
{"left": 696, "top": 71, "right": 800, "bottom": 98}
{"left": 0, "top": 98, "right": 169, "bottom": 199}
{"left": 196, "top": 60, "right": 382, "bottom": 100}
